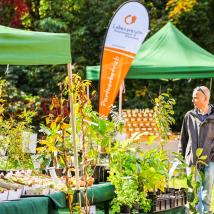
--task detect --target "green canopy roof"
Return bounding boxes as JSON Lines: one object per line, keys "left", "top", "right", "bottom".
{"left": 86, "top": 22, "right": 214, "bottom": 80}
{"left": 0, "top": 25, "right": 71, "bottom": 65}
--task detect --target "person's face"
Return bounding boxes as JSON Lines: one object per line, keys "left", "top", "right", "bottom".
{"left": 192, "top": 90, "right": 206, "bottom": 110}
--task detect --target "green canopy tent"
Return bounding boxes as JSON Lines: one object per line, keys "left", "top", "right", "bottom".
{"left": 0, "top": 25, "right": 71, "bottom": 65}
{"left": 86, "top": 22, "right": 214, "bottom": 80}
{"left": 0, "top": 25, "right": 81, "bottom": 203}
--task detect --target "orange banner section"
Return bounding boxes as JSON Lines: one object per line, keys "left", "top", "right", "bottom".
{"left": 98, "top": 1, "right": 149, "bottom": 118}
{"left": 99, "top": 47, "right": 135, "bottom": 117}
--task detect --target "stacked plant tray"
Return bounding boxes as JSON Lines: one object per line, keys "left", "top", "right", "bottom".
{"left": 148, "top": 188, "right": 187, "bottom": 213}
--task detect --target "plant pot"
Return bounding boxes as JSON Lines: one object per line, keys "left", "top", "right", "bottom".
{"left": 0, "top": 190, "right": 8, "bottom": 201}
{"left": 170, "top": 195, "right": 176, "bottom": 208}
{"left": 55, "top": 168, "right": 63, "bottom": 177}
{"left": 155, "top": 199, "right": 161, "bottom": 212}
{"left": 147, "top": 192, "right": 156, "bottom": 200}
{"left": 165, "top": 198, "right": 170, "bottom": 210}
{"left": 7, "top": 189, "right": 22, "bottom": 200}
{"left": 132, "top": 203, "right": 140, "bottom": 213}
{"left": 160, "top": 198, "right": 166, "bottom": 211}
{"left": 120, "top": 205, "right": 131, "bottom": 214}
{"left": 93, "top": 165, "right": 101, "bottom": 184}
{"left": 93, "top": 164, "right": 109, "bottom": 184}
{"left": 147, "top": 192, "right": 157, "bottom": 212}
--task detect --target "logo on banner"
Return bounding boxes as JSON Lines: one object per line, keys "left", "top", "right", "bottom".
{"left": 124, "top": 15, "right": 137, "bottom": 25}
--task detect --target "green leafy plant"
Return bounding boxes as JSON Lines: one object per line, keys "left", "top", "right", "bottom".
{"left": 37, "top": 74, "right": 120, "bottom": 213}
{"left": 138, "top": 148, "right": 169, "bottom": 193}
{"left": 109, "top": 139, "right": 152, "bottom": 213}
{"left": 187, "top": 148, "right": 207, "bottom": 213}
{"left": 171, "top": 149, "right": 207, "bottom": 213}
{"left": 111, "top": 177, "right": 140, "bottom": 214}
{"left": 0, "top": 79, "right": 36, "bottom": 169}
{"left": 153, "top": 91, "right": 176, "bottom": 149}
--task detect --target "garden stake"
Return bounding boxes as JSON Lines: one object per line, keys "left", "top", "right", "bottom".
{"left": 67, "top": 63, "right": 81, "bottom": 207}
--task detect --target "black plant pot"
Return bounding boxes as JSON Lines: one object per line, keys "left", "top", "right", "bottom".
{"left": 55, "top": 168, "right": 63, "bottom": 177}
{"left": 120, "top": 205, "right": 131, "bottom": 214}
{"left": 93, "top": 165, "right": 109, "bottom": 184}
{"left": 131, "top": 203, "right": 140, "bottom": 213}
{"left": 147, "top": 188, "right": 188, "bottom": 213}
{"left": 170, "top": 195, "right": 176, "bottom": 208}
{"left": 165, "top": 198, "right": 170, "bottom": 210}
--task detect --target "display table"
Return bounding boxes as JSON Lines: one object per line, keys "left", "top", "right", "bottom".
{"left": 73, "top": 182, "right": 115, "bottom": 204}
{"left": 0, "top": 192, "right": 66, "bottom": 214}
{"left": 59, "top": 206, "right": 186, "bottom": 214}
{"left": 72, "top": 182, "right": 115, "bottom": 214}
{"left": 0, "top": 184, "right": 186, "bottom": 214}
{"left": 70, "top": 183, "right": 186, "bottom": 214}
{"left": 0, "top": 183, "right": 114, "bottom": 214}
{"left": 157, "top": 206, "right": 186, "bottom": 214}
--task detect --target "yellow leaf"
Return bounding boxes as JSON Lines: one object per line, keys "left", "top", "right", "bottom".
{"left": 50, "top": 104, "right": 54, "bottom": 111}
{"left": 61, "top": 123, "right": 69, "bottom": 130}
{"left": 46, "top": 117, "right": 50, "bottom": 125}
{"left": 50, "top": 121, "right": 56, "bottom": 129}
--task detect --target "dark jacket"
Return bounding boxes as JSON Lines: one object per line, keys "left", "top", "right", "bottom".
{"left": 178, "top": 105, "right": 214, "bottom": 166}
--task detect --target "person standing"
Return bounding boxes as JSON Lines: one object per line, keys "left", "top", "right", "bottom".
{"left": 178, "top": 86, "right": 214, "bottom": 213}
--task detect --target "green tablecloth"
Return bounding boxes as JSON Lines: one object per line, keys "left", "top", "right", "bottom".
{"left": 0, "top": 184, "right": 185, "bottom": 214}
{"left": 73, "top": 182, "right": 115, "bottom": 205}
{"left": 0, "top": 192, "right": 66, "bottom": 214}
{"left": 59, "top": 206, "right": 186, "bottom": 214}
{"left": 156, "top": 206, "right": 185, "bottom": 214}
{"left": 0, "top": 183, "right": 113, "bottom": 214}
{"left": 70, "top": 183, "right": 185, "bottom": 214}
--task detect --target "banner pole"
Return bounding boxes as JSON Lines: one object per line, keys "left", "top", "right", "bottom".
{"left": 67, "top": 63, "right": 81, "bottom": 207}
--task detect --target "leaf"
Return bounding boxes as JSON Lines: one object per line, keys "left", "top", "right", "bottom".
{"left": 61, "top": 123, "right": 69, "bottom": 130}
{"left": 154, "top": 98, "right": 159, "bottom": 103}
{"left": 50, "top": 121, "right": 56, "bottom": 129}
{"left": 45, "top": 117, "right": 50, "bottom": 125}
{"left": 197, "top": 160, "right": 208, "bottom": 166}
{"left": 146, "top": 135, "right": 157, "bottom": 145}
{"left": 161, "top": 93, "right": 169, "bottom": 97}
{"left": 199, "top": 155, "right": 207, "bottom": 160}
{"left": 196, "top": 148, "right": 203, "bottom": 157}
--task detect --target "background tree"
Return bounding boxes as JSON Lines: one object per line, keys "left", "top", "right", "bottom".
{"left": 0, "top": 0, "right": 213, "bottom": 130}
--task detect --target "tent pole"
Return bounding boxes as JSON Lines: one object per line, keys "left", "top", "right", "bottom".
{"left": 67, "top": 63, "right": 81, "bottom": 207}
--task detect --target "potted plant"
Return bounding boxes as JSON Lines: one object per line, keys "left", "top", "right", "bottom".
{"left": 108, "top": 138, "right": 152, "bottom": 214}
{"left": 110, "top": 175, "right": 137, "bottom": 213}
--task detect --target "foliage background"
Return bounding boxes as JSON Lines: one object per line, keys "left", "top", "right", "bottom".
{"left": 0, "top": 0, "right": 214, "bottom": 130}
